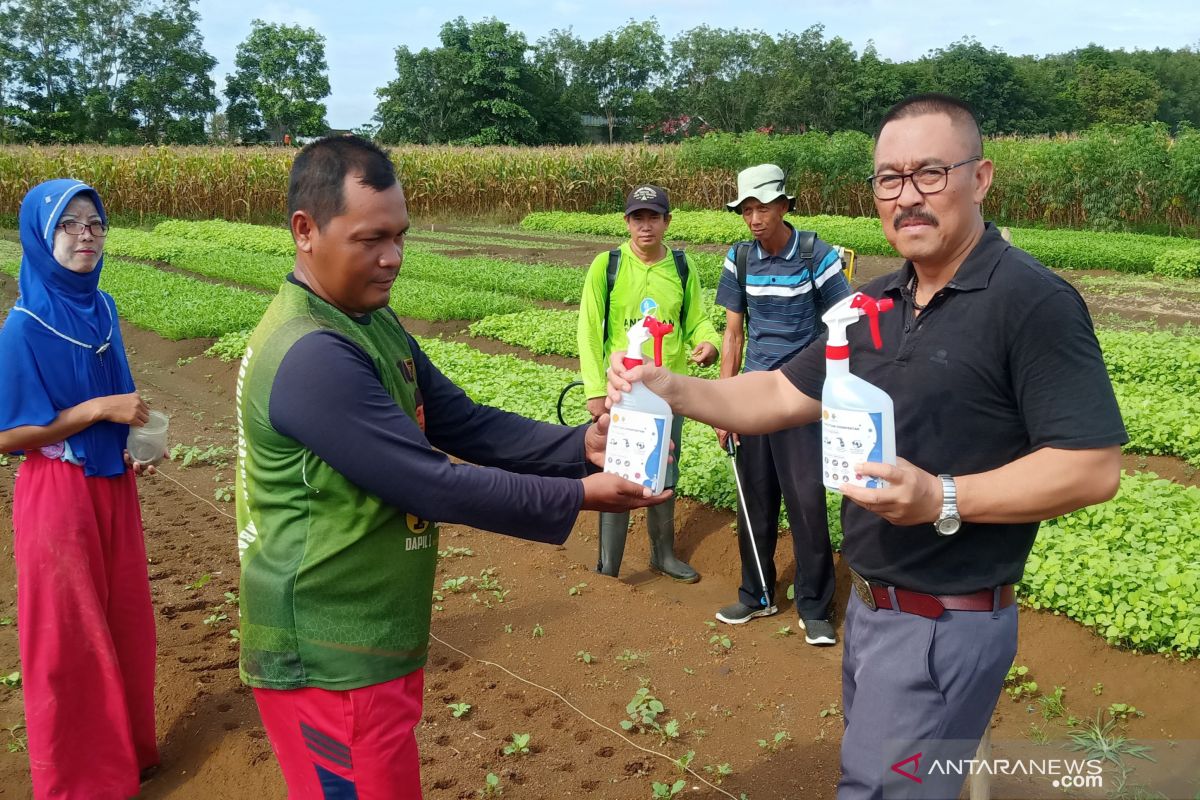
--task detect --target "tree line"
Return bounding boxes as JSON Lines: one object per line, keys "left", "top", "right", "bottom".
{"left": 0, "top": 0, "right": 329, "bottom": 144}
{"left": 2, "top": 4, "right": 1198, "bottom": 146}
{"left": 378, "top": 19, "right": 1200, "bottom": 144}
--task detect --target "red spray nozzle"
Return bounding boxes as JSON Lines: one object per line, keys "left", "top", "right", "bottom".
{"left": 643, "top": 316, "right": 674, "bottom": 367}
{"left": 850, "top": 294, "right": 894, "bottom": 349}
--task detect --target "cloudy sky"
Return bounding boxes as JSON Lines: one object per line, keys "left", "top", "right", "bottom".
{"left": 193, "top": 0, "right": 1200, "bottom": 129}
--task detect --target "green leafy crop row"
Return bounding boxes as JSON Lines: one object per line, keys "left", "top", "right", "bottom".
{"left": 522, "top": 211, "right": 1200, "bottom": 275}
{"left": 1113, "top": 383, "right": 1200, "bottom": 466}
{"left": 1, "top": 257, "right": 267, "bottom": 339}
{"left": 406, "top": 229, "right": 572, "bottom": 250}
{"left": 404, "top": 254, "right": 584, "bottom": 303}
{"left": 1027, "top": 474, "right": 1200, "bottom": 656}
{"left": 522, "top": 210, "right": 891, "bottom": 253}
{"left": 1099, "top": 329, "right": 1200, "bottom": 393}
{"left": 470, "top": 310, "right": 581, "bottom": 356}
{"left": 1100, "top": 328, "right": 1200, "bottom": 465}
{"left": 110, "top": 227, "right": 536, "bottom": 321}
{"left": 107, "top": 228, "right": 292, "bottom": 289}
{"left": 154, "top": 218, "right": 295, "bottom": 256}
{"left": 470, "top": 303, "right": 728, "bottom": 359}
{"left": 148, "top": 219, "right": 588, "bottom": 303}
{"left": 97, "top": 260, "right": 270, "bottom": 339}
{"left": 1153, "top": 249, "right": 1200, "bottom": 279}
{"left": 393, "top": 279, "right": 531, "bottom": 321}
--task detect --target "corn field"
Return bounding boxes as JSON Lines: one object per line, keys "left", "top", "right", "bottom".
{"left": 2, "top": 122, "right": 1198, "bottom": 233}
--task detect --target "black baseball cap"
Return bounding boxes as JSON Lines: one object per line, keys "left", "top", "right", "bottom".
{"left": 625, "top": 184, "right": 670, "bottom": 215}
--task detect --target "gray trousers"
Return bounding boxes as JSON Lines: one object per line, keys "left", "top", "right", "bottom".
{"left": 734, "top": 422, "right": 832, "bottom": 617}
{"left": 839, "top": 589, "right": 1018, "bottom": 800}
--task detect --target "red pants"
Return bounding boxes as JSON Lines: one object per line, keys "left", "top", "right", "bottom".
{"left": 12, "top": 453, "right": 158, "bottom": 799}
{"left": 253, "top": 670, "right": 424, "bottom": 799}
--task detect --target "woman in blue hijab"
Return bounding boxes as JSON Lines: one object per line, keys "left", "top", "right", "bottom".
{"left": 0, "top": 179, "right": 159, "bottom": 799}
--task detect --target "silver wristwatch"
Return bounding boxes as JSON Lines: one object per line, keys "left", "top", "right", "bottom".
{"left": 934, "top": 474, "right": 961, "bottom": 536}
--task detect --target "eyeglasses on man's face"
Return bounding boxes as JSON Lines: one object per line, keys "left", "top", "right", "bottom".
{"left": 866, "top": 156, "right": 981, "bottom": 201}
{"left": 58, "top": 220, "right": 109, "bottom": 237}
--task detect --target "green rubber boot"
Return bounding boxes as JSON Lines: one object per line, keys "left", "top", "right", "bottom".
{"left": 647, "top": 498, "right": 699, "bottom": 583}
{"left": 596, "top": 511, "right": 630, "bottom": 577}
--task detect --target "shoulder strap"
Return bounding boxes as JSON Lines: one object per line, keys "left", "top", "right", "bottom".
{"left": 735, "top": 242, "right": 750, "bottom": 289}
{"left": 795, "top": 230, "right": 820, "bottom": 307}
{"left": 603, "top": 248, "right": 620, "bottom": 344}
{"left": 735, "top": 242, "right": 751, "bottom": 324}
{"left": 672, "top": 249, "right": 689, "bottom": 335}
{"left": 796, "top": 230, "right": 816, "bottom": 262}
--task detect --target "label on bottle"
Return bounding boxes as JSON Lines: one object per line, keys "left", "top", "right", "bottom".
{"left": 603, "top": 408, "right": 670, "bottom": 494}
{"left": 822, "top": 408, "right": 887, "bottom": 491}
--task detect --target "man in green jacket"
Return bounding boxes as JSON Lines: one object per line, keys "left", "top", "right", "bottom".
{"left": 237, "top": 136, "right": 668, "bottom": 798}
{"left": 577, "top": 185, "right": 721, "bottom": 582}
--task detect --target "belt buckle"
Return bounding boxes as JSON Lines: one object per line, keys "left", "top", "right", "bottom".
{"left": 849, "top": 568, "right": 877, "bottom": 611}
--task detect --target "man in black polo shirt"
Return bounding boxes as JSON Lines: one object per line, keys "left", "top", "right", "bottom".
{"left": 605, "top": 94, "right": 1126, "bottom": 800}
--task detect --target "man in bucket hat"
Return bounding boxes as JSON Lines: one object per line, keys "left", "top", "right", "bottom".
{"left": 712, "top": 164, "right": 852, "bottom": 645}
{"left": 577, "top": 184, "right": 721, "bottom": 582}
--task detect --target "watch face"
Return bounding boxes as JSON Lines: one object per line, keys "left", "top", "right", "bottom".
{"left": 936, "top": 516, "right": 962, "bottom": 536}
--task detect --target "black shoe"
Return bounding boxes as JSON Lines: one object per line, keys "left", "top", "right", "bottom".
{"left": 715, "top": 601, "right": 778, "bottom": 625}
{"left": 799, "top": 618, "right": 837, "bottom": 646}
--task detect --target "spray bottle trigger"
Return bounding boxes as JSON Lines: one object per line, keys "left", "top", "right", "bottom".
{"left": 642, "top": 316, "right": 674, "bottom": 367}
{"left": 850, "top": 294, "right": 893, "bottom": 350}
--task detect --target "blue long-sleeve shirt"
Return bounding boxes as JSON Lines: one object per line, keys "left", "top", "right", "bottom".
{"left": 268, "top": 326, "right": 589, "bottom": 544}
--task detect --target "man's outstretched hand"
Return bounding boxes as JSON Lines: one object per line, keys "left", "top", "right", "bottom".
{"left": 581, "top": 472, "right": 673, "bottom": 512}
{"left": 583, "top": 412, "right": 611, "bottom": 469}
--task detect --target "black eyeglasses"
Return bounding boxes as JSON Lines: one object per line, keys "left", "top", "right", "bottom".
{"left": 57, "top": 220, "right": 109, "bottom": 237}
{"left": 866, "top": 157, "right": 981, "bottom": 200}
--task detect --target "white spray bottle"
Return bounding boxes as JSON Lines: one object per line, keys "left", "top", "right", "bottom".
{"left": 821, "top": 293, "right": 896, "bottom": 493}
{"left": 605, "top": 314, "right": 675, "bottom": 495}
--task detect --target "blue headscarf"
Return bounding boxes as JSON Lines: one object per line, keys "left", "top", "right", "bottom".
{"left": 0, "top": 179, "right": 135, "bottom": 477}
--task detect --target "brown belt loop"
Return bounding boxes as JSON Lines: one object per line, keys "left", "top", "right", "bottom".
{"left": 992, "top": 586, "right": 1002, "bottom": 619}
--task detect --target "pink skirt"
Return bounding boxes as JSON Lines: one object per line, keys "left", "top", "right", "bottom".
{"left": 12, "top": 452, "right": 158, "bottom": 799}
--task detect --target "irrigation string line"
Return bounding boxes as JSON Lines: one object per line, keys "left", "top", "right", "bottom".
{"left": 156, "top": 469, "right": 237, "bottom": 522}
{"left": 153, "top": 470, "right": 735, "bottom": 797}
{"left": 428, "top": 632, "right": 739, "bottom": 799}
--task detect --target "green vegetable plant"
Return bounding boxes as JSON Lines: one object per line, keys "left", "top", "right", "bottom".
{"left": 1004, "top": 665, "right": 1039, "bottom": 701}
{"left": 478, "top": 772, "right": 502, "bottom": 797}
{"left": 704, "top": 763, "right": 733, "bottom": 784}
{"left": 757, "top": 730, "right": 792, "bottom": 754}
{"left": 502, "top": 732, "right": 531, "bottom": 757}
{"left": 651, "top": 779, "right": 686, "bottom": 798}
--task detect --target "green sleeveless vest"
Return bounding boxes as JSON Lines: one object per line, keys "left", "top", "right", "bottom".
{"left": 236, "top": 280, "right": 438, "bottom": 690}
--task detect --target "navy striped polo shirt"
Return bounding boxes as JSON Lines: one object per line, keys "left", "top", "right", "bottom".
{"left": 715, "top": 224, "right": 853, "bottom": 372}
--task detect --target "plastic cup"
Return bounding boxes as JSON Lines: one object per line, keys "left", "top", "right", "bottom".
{"left": 127, "top": 410, "right": 169, "bottom": 466}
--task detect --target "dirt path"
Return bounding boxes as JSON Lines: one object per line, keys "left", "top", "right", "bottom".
{"left": 1, "top": 268, "right": 1199, "bottom": 799}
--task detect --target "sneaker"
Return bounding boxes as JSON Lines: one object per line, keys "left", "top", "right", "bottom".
{"left": 798, "top": 618, "right": 837, "bottom": 646}
{"left": 715, "top": 601, "right": 778, "bottom": 625}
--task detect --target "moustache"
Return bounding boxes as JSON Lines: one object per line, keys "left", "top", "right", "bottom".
{"left": 894, "top": 209, "right": 938, "bottom": 229}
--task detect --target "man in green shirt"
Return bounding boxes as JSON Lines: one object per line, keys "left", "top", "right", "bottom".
{"left": 237, "top": 136, "right": 668, "bottom": 797}
{"left": 577, "top": 185, "right": 721, "bottom": 582}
